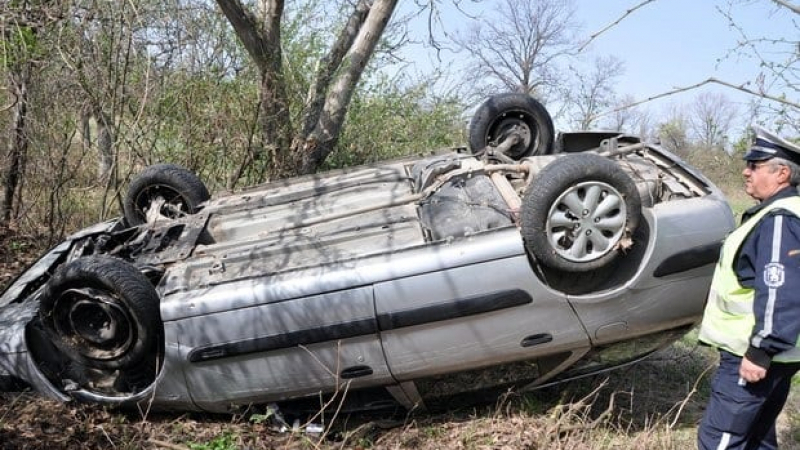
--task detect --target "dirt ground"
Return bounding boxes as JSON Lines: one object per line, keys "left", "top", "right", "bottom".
{"left": 1, "top": 232, "right": 800, "bottom": 450}
{"left": 2, "top": 373, "right": 799, "bottom": 450}
{"left": 779, "top": 389, "right": 800, "bottom": 449}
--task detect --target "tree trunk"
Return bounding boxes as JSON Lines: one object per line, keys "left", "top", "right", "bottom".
{"left": 1, "top": 64, "right": 31, "bottom": 226}
{"left": 82, "top": 103, "right": 115, "bottom": 183}
{"left": 295, "top": 0, "right": 399, "bottom": 175}
{"left": 260, "top": 58, "right": 292, "bottom": 180}
{"left": 215, "top": 0, "right": 293, "bottom": 182}
{"left": 96, "top": 109, "right": 114, "bottom": 183}
{"left": 216, "top": 0, "right": 398, "bottom": 180}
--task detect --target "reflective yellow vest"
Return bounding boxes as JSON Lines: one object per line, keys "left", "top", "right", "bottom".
{"left": 698, "top": 197, "right": 800, "bottom": 362}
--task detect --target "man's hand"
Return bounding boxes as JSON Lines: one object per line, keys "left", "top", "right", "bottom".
{"left": 739, "top": 356, "right": 767, "bottom": 383}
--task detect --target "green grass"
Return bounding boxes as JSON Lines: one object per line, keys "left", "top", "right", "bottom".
{"left": 188, "top": 433, "right": 238, "bottom": 450}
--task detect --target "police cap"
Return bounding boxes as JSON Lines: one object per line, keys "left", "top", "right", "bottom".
{"left": 744, "top": 125, "right": 800, "bottom": 166}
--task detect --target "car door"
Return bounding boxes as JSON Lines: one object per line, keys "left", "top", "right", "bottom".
{"left": 374, "top": 252, "right": 591, "bottom": 397}
{"left": 173, "top": 285, "right": 393, "bottom": 412}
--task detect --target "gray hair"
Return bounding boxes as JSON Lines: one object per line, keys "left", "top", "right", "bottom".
{"left": 769, "top": 157, "right": 800, "bottom": 186}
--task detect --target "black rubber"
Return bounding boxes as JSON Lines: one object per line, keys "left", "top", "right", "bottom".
{"left": 521, "top": 153, "right": 641, "bottom": 272}
{"left": 123, "top": 163, "right": 210, "bottom": 226}
{"left": 468, "top": 93, "right": 555, "bottom": 159}
{"left": 38, "top": 255, "right": 162, "bottom": 370}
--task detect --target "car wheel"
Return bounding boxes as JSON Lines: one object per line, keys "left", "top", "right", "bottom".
{"left": 38, "top": 255, "right": 161, "bottom": 370}
{"left": 123, "top": 163, "right": 210, "bottom": 226}
{"left": 468, "top": 93, "right": 555, "bottom": 159}
{"left": 521, "top": 154, "right": 641, "bottom": 272}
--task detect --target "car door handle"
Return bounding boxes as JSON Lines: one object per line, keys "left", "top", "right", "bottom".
{"left": 520, "top": 333, "right": 553, "bottom": 347}
{"left": 341, "top": 365, "right": 374, "bottom": 379}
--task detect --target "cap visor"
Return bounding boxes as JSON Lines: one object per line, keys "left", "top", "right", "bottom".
{"left": 743, "top": 148, "right": 775, "bottom": 161}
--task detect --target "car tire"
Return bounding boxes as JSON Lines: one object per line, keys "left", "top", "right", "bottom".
{"left": 468, "top": 93, "right": 555, "bottom": 159}
{"left": 38, "top": 255, "right": 162, "bottom": 370}
{"left": 521, "top": 153, "right": 641, "bottom": 272}
{"left": 123, "top": 163, "right": 210, "bottom": 226}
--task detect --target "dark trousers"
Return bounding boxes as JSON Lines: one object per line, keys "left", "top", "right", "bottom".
{"left": 698, "top": 350, "right": 800, "bottom": 450}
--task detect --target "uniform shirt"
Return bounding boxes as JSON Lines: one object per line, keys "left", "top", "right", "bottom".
{"left": 736, "top": 186, "right": 800, "bottom": 368}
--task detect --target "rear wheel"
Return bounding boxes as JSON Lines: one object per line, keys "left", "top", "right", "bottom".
{"left": 124, "top": 164, "right": 209, "bottom": 226}
{"left": 38, "top": 256, "right": 161, "bottom": 370}
{"left": 469, "top": 93, "right": 555, "bottom": 159}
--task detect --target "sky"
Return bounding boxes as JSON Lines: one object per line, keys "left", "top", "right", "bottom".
{"left": 393, "top": 0, "right": 798, "bottom": 135}
{"left": 572, "top": 0, "right": 791, "bottom": 103}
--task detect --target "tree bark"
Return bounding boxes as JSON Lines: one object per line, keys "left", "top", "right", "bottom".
{"left": 216, "top": 0, "right": 398, "bottom": 180}
{"left": 299, "top": 0, "right": 372, "bottom": 138}
{"left": 1, "top": 64, "right": 30, "bottom": 226}
{"left": 82, "top": 103, "right": 115, "bottom": 183}
{"left": 295, "top": 0, "right": 399, "bottom": 175}
{"left": 215, "top": 0, "right": 292, "bottom": 181}
{"left": 96, "top": 110, "right": 114, "bottom": 183}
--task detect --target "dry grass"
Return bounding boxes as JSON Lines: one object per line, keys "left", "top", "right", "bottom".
{"left": 2, "top": 151, "right": 800, "bottom": 449}
{"left": 3, "top": 341, "right": 782, "bottom": 450}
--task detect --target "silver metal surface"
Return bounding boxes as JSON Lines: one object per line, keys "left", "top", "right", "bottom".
{"left": 0, "top": 138, "right": 737, "bottom": 412}
{"left": 546, "top": 180, "right": 627, "bottom": 262}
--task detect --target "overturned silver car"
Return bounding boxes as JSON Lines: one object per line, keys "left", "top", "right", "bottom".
{"left": 0, "top": 94, "right": 735, "bottom": 413}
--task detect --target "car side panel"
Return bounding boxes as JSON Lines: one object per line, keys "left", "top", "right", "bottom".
{"left": 0, "top": 302, "right": 70, "bottom": 402}
{"left": 375, "top": 255, "right": 590, "bottom": 381}
{"left": 568, "top": 198, "right": 735, "bottom": 344}
{"left": 175, "top": 287, "right": 392, "bottom": 412}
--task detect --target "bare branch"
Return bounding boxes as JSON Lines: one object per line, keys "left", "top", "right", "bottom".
{"left": 578, "top": 0, "right": 656, "bottom": 53}
{"left": 667, "top": 360, "right": 716, "bottom": 429}
{"left": 592, "top": 77, "right": 800, "bottom": 122}
{"left": 771, "top": 0, "right": 800, "bottom": 15}
{"left": 301, "top": 0, "right": 371, "bottom": 137}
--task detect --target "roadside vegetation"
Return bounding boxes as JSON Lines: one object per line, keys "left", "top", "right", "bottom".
{"left": 3, "top": 329, "right": 797, "bottom": 449}
{"left": 1, "top": 0, "right": 798, "bottom": 448}
{"left": 1, "top": 133, "right": 795, "bottom": 450}
{"left": 0, "top": 336, "right": 720, "bottom": 449}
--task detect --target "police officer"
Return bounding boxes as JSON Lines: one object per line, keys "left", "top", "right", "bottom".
{"left": 698, "top": 125, "right": 800, "bottom": 450}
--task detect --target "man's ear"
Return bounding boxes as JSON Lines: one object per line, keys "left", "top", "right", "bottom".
{"left": 779, "top": 165, "right": 792, "bottom": 183}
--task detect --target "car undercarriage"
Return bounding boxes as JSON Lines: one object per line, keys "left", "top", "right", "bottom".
{"left": 0, "top": 94, "right": 735, "bottom": 414}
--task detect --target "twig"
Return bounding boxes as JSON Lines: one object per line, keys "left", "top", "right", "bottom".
{"left": 146, "top": 439, "right": 190, "bottom": 450}
{"left": 591, "top": 77, "right": 800, "bottom": 122}
{"left": 771, "top": 0, "right": 800, "bottom": 15}
{"left": 96, "top": 425, "right": 117, "bottom": 449}
{"left": 295, "top": 341, "right": 354, "bottom": 448}
{"left": 667, "top": 359, "right": 717, "bottom": 429}
{"left": 0, "top": 392, "right": 26, "bottom": 424}
{"left": 579, "top": 0, "right": 657, "bottom": 53}
{"left": 313, "top": 381, "right": 351, "bottom": 449}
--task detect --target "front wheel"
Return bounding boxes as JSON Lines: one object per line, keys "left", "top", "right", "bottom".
{"left": 38, "top": 255, "right": 162, "bottom": 370}
{"left": 521, "top": 154, "right": 641, "bottom": 272}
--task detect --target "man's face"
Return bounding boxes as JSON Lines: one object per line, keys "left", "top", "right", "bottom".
{"left": 743, "top": 160, "right": 789, "bottom": 201}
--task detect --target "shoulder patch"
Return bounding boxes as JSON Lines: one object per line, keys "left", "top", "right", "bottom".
{"left": 764, "top": 262, "right": 785, "bottom": 288}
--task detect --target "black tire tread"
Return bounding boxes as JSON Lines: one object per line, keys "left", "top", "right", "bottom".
{"left": 123, "top": 164, "right": 210, "bottom": 226}
{"left": 521, "top": 154, "right": 641, "bottom": 272}
{"left": 38, "top": 255, "right": 161, "bottom": 370}
{"left": 468, "top": 93, "right": 555, "bottom": 158}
